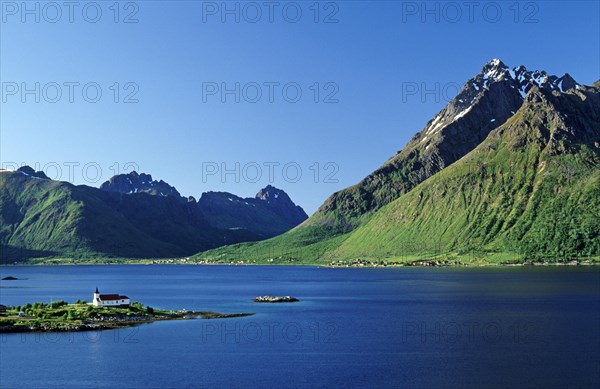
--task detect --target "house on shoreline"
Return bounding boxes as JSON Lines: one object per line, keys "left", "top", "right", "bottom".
{"left": 92, "top": 287, "right": 130, "bottom": 307}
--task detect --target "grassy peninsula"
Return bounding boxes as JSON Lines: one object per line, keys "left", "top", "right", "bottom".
{"left": 0, "top": 301, "right": 253, "bottom": 333}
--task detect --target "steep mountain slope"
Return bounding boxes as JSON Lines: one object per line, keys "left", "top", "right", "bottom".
{"left": 0, "top": 170, "right": 307, "bottom": 262}
{"left": 194, "top": 61, "right": 598, "bottom": 263}
{"left": 327, "top": 84, "right": 600, "bottom": 261}
{"left": 0, "top": 171, "right": 185, "bottom": 260}
{"left": 313, "top": 59, "right": 581, "bottom": 230}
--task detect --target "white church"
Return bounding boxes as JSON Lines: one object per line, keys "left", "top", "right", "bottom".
{"left": 92, "top": 287, "right": 131, "bottom": 307}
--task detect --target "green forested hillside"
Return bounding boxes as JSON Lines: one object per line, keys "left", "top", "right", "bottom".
{"left": 194, "top": 84, "right": 600, "bottom": 264}
{"left": 0, "top": 172, "right": 188, "bottom": 260}
{"left": 0, "top": 170, "right": 306, "bottom": 262}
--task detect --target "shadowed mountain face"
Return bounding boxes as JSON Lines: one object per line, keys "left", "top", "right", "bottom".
{"left": 98, "top": 173, "right": 308, "bottom": 239}
{"left": 0, "top": 169, "right": 307, "bottom": 262}
{"left": 198, "top": 185, "right": 308, "bottom": 238}
{"left": 194, "top": 60, "right": 599, "bottom": 263}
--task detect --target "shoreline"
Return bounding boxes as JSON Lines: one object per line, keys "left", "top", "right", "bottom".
{"left": 0, "top": 302, "right": 254, "bottom": 334}
{"left": 0, "top": 312, "right": 254, "bottom": 334}
{"left": 1, "top": 259, "right": 599, "bottom": 268}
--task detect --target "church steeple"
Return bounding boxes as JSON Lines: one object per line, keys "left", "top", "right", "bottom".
{"left": 95, "top": 287, "right": 99, "bottom": 294}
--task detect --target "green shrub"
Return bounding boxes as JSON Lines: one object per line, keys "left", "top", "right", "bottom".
{"left": 50, "top": 300, "right": 67, "bottom": 309}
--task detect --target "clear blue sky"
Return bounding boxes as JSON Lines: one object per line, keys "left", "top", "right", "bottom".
{"left": 1, "top": 0, "right": 599, "bottom": 214}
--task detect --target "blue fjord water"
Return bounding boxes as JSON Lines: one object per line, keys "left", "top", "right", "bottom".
{"left": 0, "top": 265, "right": 599, "bottom": 389}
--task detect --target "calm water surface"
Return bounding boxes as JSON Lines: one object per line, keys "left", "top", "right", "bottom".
{"left": 0, "top": 265, "right": 599, "bottom": 389}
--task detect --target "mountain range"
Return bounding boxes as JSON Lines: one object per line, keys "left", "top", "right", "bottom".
{"left": 3, "top": 59, "right": 598, "bottom": 264}
{"left": 196, "top": 59, "right": 600, "bottom": 264}
{"left": 0, "top": 169, "right": 307, "bottom": 262}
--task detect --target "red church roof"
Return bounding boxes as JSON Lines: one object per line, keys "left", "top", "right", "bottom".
{"left": 99, "top": 294, "right": 129, "bottom": 301}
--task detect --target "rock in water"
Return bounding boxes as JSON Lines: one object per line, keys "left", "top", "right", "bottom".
{"left": 253, "top": 296, "right": 299, "bottom": 303}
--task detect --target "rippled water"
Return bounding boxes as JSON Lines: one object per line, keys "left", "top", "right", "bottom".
{"left": 1, "top": 265, "right": 599, "bottom": 389}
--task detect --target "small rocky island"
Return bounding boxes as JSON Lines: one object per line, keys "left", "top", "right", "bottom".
{"left": 0, "top": 301, "right": 254, "bottom": 333}
{"left": 253, "top": 296, "right": 299, "bottom": 303}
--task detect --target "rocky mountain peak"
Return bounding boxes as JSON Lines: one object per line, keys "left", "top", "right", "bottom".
{"left": 481, "top": 58, "right": 509, "bottom": 77}
{"left": 100, "top": 171, "right": 181, "bottom": 197}
{"left": 418, "top": 60, "right": 583, "bottom": 144}
{"left": 254, "top": 185, "right": 308, "bottom": 225}
{"left": 460, "top": 60, "right": 582, "bottom": 101}
{"left": 197, "top": 186, "right": 308, "bottom": 237}
{"left": 558, "top": 73, "right": 578, "bottom": 91}
{"left": 255, "top": 185, "right": 291, "bottom": 203}
{"left": 16, "top": 166, "right": 49, "bottom": 180}
{"left": 315, "top": 60, "right": 590, "bottom": 228}
{"left": 519, "top": 82, "right": 600, "bottom": 150}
